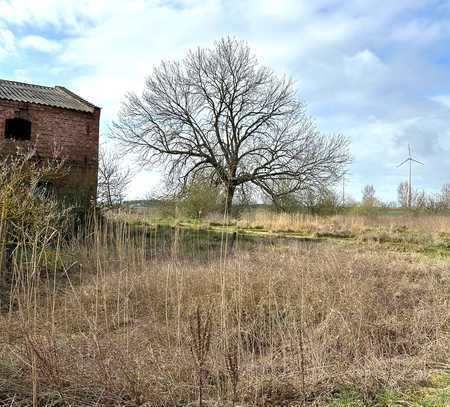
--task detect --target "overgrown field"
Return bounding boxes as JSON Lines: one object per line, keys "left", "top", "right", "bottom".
{"left": 0, "top": 215, "right": 449, "bottom": 406}
{"left": 113, "top": 208, "right": 450, "bottom": 257}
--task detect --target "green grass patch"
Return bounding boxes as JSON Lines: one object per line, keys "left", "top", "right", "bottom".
{"left": 330, "top": 388, "right": 365, "bottom": 406}
{"left": 329, "top": 373, "right": 450, "bottom": 406}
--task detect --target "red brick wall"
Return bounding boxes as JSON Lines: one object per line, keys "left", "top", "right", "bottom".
{"left": 0, "top": 99, "right": 100, "bottom": 205}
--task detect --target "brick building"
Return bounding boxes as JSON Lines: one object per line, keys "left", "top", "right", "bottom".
{"left": 0, "top": 79, "right": 100, "bottom": 206}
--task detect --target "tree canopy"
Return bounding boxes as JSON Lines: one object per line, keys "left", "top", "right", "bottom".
{"left": 113, "top": 37, "right": 350, "bottom": 211}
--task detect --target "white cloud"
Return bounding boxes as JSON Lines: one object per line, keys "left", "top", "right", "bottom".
{"left": 390, "top": 18, "right": 450, "bottom": 45}
{"left": 20, "top": 35, "right": 61, "bottom": 53}
{"left": 60, "top": 0, "right": 223, "bottom": 120}
{"left": 0, "top": 26, "right": 15, "bottom": 59}
{"left": 345, "top": 50, "right": 386, "bottom": 76}
{"left": 0, "top": 0, "right": 114, "bottom": 31}
{"left": 0, "top": 0, "right": 449, "bottom": 200}
{"left": 253, "top": 0, "right": 311, "bottom": 19}
{"left": 431, "top": 95, "right": 450, "bottom": 109}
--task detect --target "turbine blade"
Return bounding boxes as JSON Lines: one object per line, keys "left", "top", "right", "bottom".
{"left": 408, "top": 144, "right": 411, "bottom": 157}
{"left": 397, "top": 159, "right": 409, "bottom": 167}
{"left": 411, "top": 158, "right": 424, "bottom": 165}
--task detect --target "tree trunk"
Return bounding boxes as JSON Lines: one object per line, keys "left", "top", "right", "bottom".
{"left": 225, "top": 184, "right": 236, "bottom": 215}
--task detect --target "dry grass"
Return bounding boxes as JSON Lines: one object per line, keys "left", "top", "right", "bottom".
{"left": 0, "top": 219, "right": 448, "bottom": 406}
{"left": 235, "top": 209, "right": 450, "bottom": 235}
{"left": 112, "top": 206, "right": 450, "bottom": 236}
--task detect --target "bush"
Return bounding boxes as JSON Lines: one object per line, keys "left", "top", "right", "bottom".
{"left": 272, "top": 187, "right": 341, "bottom": 215}
{"left": 0, "top": 150, "right": 68, "bottom": 246}
{"left": 0, "top": 149, "right": 78, "bottom": 286}
{"left": 179, "top": 180, "right": 221, "bottom": 218}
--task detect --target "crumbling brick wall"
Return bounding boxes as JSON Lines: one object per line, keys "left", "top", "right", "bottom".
{"left": 0, "top": 100, "right": 100, "bottom": 206}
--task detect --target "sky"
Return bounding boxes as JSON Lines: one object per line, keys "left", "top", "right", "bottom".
{"left": 0, "top": 0, "right": 449, "bottom": 202}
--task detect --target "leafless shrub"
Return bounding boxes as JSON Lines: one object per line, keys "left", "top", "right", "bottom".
{"left": 97, "top": 145, "right": 133, "bottom": 208}
{"left": 0, "top": 148, "right": 69, "bottom": 311}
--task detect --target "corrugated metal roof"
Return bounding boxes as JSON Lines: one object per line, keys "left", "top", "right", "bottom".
{"left": 0, "top": 79, "right": 98, "bottom": 113}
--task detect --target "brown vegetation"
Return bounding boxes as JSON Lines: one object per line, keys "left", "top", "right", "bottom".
{"left": 0, "top": 218, "right": 448, "bottom": 406}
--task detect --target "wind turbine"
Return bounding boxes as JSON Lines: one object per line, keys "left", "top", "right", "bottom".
{"left": 397, "top": 144, "right": 424, "bottom": 208}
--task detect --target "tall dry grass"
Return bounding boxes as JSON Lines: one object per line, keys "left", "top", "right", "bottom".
{"left": 236, "top": 209, "right": 450, "bottom": 235}
{"left": 111, "top": 205, "right": 450, "bottom": 239}
{"left": 0, "top": 218, "right": 448, "bottom": 406}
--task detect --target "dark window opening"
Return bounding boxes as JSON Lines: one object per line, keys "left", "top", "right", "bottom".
{"left": 5, "top": 118, "right": 32, "bottom": 141}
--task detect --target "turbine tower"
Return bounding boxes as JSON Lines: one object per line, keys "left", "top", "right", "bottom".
{"left": 397, "top": 144, "right": 424, "bottom": 208}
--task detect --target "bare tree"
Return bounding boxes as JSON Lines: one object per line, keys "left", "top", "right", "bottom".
{"left": 97, "top": 146, "right": 133, "bottom": 207}
{"left": 398, "top": 181, "right": 409, "bottom": 208}
{"left": 361, "top": 184, "right": 377, "bottom": 207}
{"left": 440, "top": 183, "right": 450, "bottom": 209}
{"left": 398, "top": 180, "right": 433, "bottom": 209}
{"left": 112, "top": 37, "right": 350, "bottom": 213}
{"left": 414, "top": 190, "right": 427, "bottom": 209}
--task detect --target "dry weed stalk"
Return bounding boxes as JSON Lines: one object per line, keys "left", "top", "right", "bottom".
{"left": 224, "top": 339, "right": 240, "bottom": 405}
{"left": 189, "top": 304, "right": 213, "bottom": 407}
